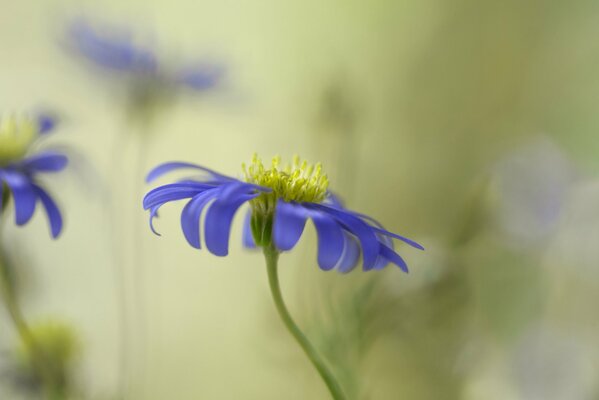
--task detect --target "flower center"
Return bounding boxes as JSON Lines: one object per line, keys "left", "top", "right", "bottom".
{"left": 0, "top": 115, "right": 37, "bottom": 165}
{"left": 243, "top": 154, "right": 329, "bottom": 247}
{"left": 243, "top": 154, "right": 328, "bottom": 204}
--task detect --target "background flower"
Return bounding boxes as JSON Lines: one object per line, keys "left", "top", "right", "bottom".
{"left": 0, "top": 114, "right": 67, "bottom": 238}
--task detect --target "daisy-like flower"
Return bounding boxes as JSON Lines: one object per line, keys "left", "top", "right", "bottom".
{"left": 143, "top": 155, "right": 422, "bottom": 399}
{"left": 143, "top": 154, "right": 423, "bottom": 272}
{"left": 0, "top": 114, "right": 67, "bottom": 238}
{"left": 66, "top": 18, "right": 223, "bottom": 93}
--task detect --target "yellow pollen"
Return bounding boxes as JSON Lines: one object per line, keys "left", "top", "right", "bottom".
{"left": 242, "top": 154, "right": 329, "bottom": 213}
{"left": 0, "top": 115, "right": 38, "bottom": 164}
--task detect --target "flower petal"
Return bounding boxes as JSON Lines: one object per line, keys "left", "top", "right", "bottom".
{"left": 310, "top": 211, "right": 345, "bottom": 271}
{"left": 337, "top": 233, "right": 361, "bottom": 273}
{"left": 19, "top": 152, "right": 68, "bottom": 172}
{"left": 0, "top": 170, "right": 37, "bottom": 226}
{"left": 148, "top": 205, "right": 162, "bottom": 236}
{"left": 309, "top": 204, "right": 380, "bottom": 270}
{"left": 273, "top": 201, "right": 308, "bottom": 251}
{"left": 31, "top": 184, "right": 63, "bottom": 238}
{"left": 379, "top": 244, "right": 409, "bottom": 273}
{"left": 242, "top": 210, "right": 256, "bottom": 249}
{"left": 180, "top": 190, "right": 217, "bottom": 249}
{"left": 68, "top": 19, "right": 157, "bottom": 73}
{"left": 204, "top": 193, "right": 257, "bottom": 256}
{"left": 37, "top": 114, "right": 57, "bottom": 135}
{"left": 143, "top": 183, "right": 208, "bottom": 210}
{"left": 177, "top": 63, "right": 224, "bottom": 91}
{"left": 370, "top": 226, "right": 424, "bottom": 251}
{"left": 146, "top": 162, "right": 233, "bottom": 183}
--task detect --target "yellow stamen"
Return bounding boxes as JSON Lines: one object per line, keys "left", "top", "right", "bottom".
{"left": 243, "top": 154, "right": 329, "bottom": 215}
{"left": 0, "top": 115, "right": 38, "bottom": 164}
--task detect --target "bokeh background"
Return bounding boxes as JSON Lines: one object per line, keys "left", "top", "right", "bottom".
{"left": 1, "top": 0, "right": 599, "bottom": 399}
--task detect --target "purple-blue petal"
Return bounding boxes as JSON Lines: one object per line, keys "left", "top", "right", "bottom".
{"left": 19, "top": 152, "right": 68, "bottom": 173}
{"left": 370, "top": 226, "right": 424, "bottom": 251}
{"left": 68, "top": 19, "right": 157, "bottom": 73}
{"left": 180, "top": 190, "right": 216, "bottom": 249}
{"left": 273, "top": 201, "right": 308, "bottom": 251}
{"left": 145, "top": 162, "right": 234, "bottom": 183}
{"left": 337, "top": 233, "right": 361, "bottom": 273}
{"left": 37, "top": 114, "right": 57, "bottom": 135}
{"left": 31, "top": 184, "right": 63, "bottom": 238}
{"left": 324, "top": 191, "right": 345, "bottom": 208}
{"left": 309, "top": 204, "right": 380, "bottom": 270}
{"left": 177, "top": 63, "right": 224, "bottom": 91}
{"left": 143, "top": 184, "right": 208, "bottom": 210}
{"left": 379, "top": 244, "right": 409, "bottom": 273}
{"left": 149, "top": 205, "right": 161, "bottom": 236}
{"left": 242, "top": 210, "right": 256, "bottom": 249}
{"left": 204, "top": 194, "right": 257, "bottom": 256}
{"left": 219, "top": 181, "right": 261, "bottom": 201}
{"left": 310, "top": 211, "right": 345, "bottom": 271}
{"left": 0, "top": 170, "right": 37, "bottom": 226}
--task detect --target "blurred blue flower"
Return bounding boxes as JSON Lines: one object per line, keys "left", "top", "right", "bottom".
{"left": 66, "top": 18, "right": 223, "bottom": 92}
{"left": 143, "top": 155, "right": 423, "bottom": 272}
{"left": 0, "top": 114, "right": 68, "bottom": 238}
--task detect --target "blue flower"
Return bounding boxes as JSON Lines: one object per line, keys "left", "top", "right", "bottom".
{"left": 143, "top": 155, "right": 423, "bottom": 272}
{"left": 0, "top": 114, "right": 68, "bottom": 238}
{"left": 66, "top": 18, "right": 223, "bottom": 92}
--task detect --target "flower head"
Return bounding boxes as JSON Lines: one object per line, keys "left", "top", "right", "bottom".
{"left": 0, "top": 113, "right": 68, "bottom": 238}
{"left": 143, "top": 155, "right": 423, "bottom": 272}
{"left": 10, "top": 319, "right": 80, "bottom": 395}
{"left": 66, "top": 18, "right": 223, "bottom": 93}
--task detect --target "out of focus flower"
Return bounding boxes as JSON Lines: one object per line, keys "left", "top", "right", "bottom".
{"left": 143, "top": 155, "right": 423, "bottom": 272}
{"left": 9, "top": 320, "right": 80, "bottom": 396}
{"left": 488, "top": 137, "right": 578, "bottom": 247}
{"left": 0, "top": 114, "right": 67, "bottom": 238}
{"left": 66, "top": 18, "right": 223, "bottom": 94}
{"left": 510, "top": 325, "right": 596, "bottom": 400}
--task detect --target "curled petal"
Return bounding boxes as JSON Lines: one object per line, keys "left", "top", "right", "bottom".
{"left": 204, "top": 193, "right": 257, "bottom": 256}
{"left": 273, "top": 201, "right": 308, "bottom": 251}
{"left": 31, "top": 184, "right": 63, "bottom": 238}
{"left": 322, "top": 206, "right": 424, "bottom": 250}
{"left": 143, "top": 183, "right": 209, "bottom": 210}
{"left": 337, "top": 233, "right": 361, "bottom": 273}
{"left": 180, "top": 190, "right": 217, "bottom": 249}
{"left": 145, "top": 161, "right": 234, "bottom": 183}
{"left": 370, "top": 226, "right": 424, "bottom": 251}
{"left": 311, "top": 211, "right": 345, "bottom": 271}
{"left": 379, "top": 244, "right": 409, "bottom": 273}
{"left": 310, "top": 204, "right": 380, "bottom": 270}
{"left": 149, "top": 205, "right": 162, "bottom": 236}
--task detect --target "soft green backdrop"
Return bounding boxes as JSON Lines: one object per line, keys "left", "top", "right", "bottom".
{"left": 0, "top": 0, "right": 598, "bottom": 399}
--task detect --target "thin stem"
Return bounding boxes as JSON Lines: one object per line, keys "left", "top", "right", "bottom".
{"left": 263, "top": 246, "right": 347, "bottom": 400}
{"left": 0, "top": 246, "right": 62, "bottom": 399}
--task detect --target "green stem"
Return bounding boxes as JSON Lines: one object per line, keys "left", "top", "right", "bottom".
{"left": 263, "top": 246, "right": 347, "bottom": 400}
{"left": 0, "top": 248, "right": 62, "bottom": 399}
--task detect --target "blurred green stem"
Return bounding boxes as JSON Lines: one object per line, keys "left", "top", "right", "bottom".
{"left": 0, "top": 243, "right": 63, "bottom": 399}
{"left": 263, "top": 246, "right": 347, "bottom": 400}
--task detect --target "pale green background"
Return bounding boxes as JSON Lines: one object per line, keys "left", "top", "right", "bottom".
{"left": 1, "top": 0, "right": 598, "bottom": 399}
